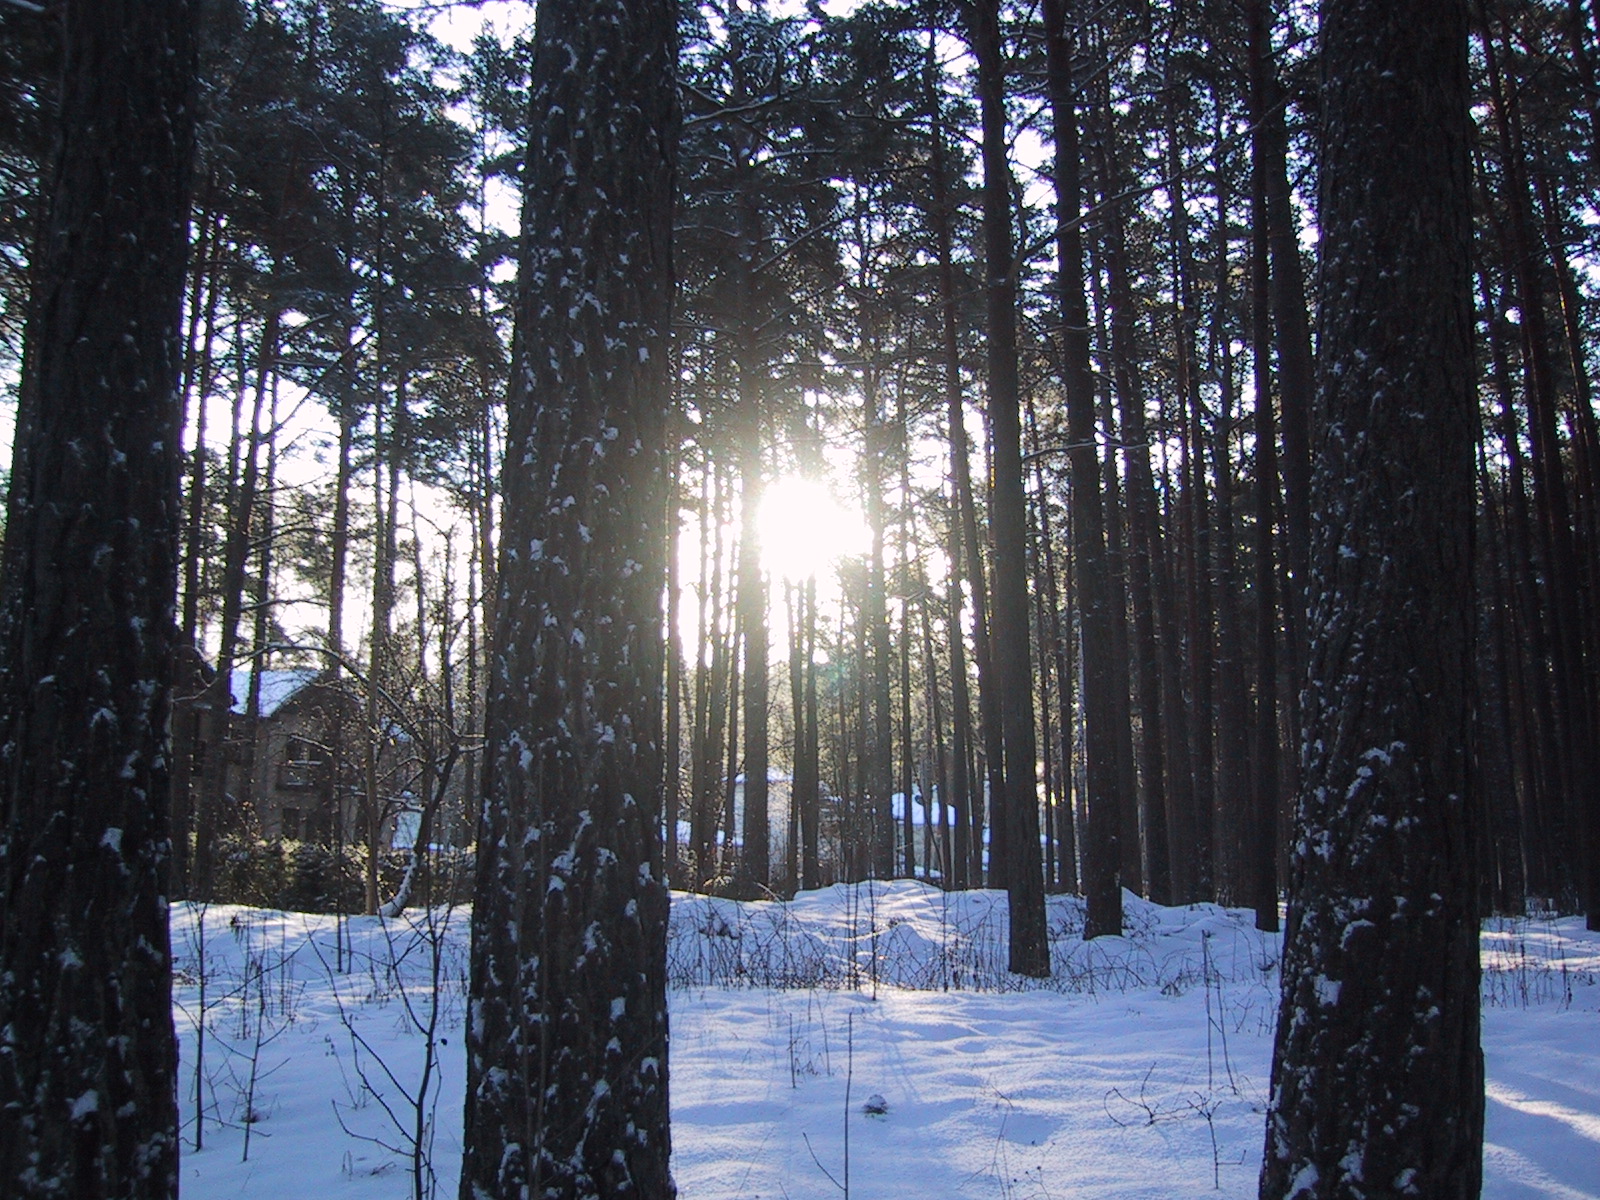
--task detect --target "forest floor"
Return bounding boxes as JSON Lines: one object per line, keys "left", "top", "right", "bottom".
{"left": 170, "top": 881, "right": 1600, "bottom": 1199}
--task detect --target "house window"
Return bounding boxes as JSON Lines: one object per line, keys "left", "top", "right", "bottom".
{"left": 281, "top": 807, "right": 301, "bottom": 841}
{"left": 277, "top": 736, "right": 324, "bottom": 791}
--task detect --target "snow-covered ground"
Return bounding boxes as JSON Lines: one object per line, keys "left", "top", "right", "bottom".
{"left": 169, "top": 883, "right": 1600, "bottom": 1199}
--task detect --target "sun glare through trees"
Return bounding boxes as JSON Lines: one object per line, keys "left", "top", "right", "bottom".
{"left": 757, "top": 474, "right": 872, "bottom": 582}
{"left": 6, "top": 0, "right": 1600, "bottom": 1196}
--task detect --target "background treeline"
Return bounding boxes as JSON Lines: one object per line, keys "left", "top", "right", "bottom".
{"left": 0, "top": 0, "right": 1595, "bottom": 927}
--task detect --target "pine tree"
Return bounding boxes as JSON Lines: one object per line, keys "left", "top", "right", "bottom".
{"left": 0, "top": 1, "right": 196, "bottom": 1195}
{"left": 457, "top": 0, "right": 679, "bottom": 1195}
{"left": 1259, "top": 0, "right": 1483, "bottom": 1195}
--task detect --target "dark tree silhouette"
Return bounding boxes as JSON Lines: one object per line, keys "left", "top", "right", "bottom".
{"left": 0, "top": 1, "right": 196, "bottom": 1196}
{"left": 1259, "top": 1, "right": 1483, "bottom": 1196}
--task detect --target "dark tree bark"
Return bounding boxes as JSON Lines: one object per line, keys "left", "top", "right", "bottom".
{"left": 1253, "top": 0, "right": 1315, "bottom": 647}
{"left": 800, "top": 577, "right": 821, "bottom": 890}
{"left": 1479, "top": 17, "right": 1600, "bottom": 929}
{"left": 1248, "top": 76, "right": 1284, "bottom": 934}
{"left": 1209, "top": 176, "right": 1251, "bottom": 906}
{"left": 898, "top": 416, "right": 917, "bottom": 881}
{"left": 859, "top": 365, "right": 896, "bottom": 881}
{"left": 171, "top": 204, "right": 223, "bottom": 898}
{"left": 736, "top": 425, "right": 770, "bottom": 893}
{"left": 1095, "top": 372, "right": 1142, "bottom": 899}
{"left": 926, "top": 32, "right": 978, "bottom": 891}
{"left": 1044, "top": 0, "right": 1121, "bottom": 939}
{"left": 973, "top": 0, "right": 1049, "bottom": 977}
{"left": 943, "top": 478, "right": 976, "bottom": 892}
{"left": 691, "top": 465, "right": 732, "bottom": 888}
{"left": 921, "top": 595, "right": 953, "bottom": 885}
{"left": 458, "top": 1, "right": 678, "bottom": 1195}
{"left": 1096, "top": 127, "right": 1172, "bottom": 905}
{"left": 0, "top": 1, "right": 196, "bottom": 1196}
{"left": 1258, "top": 1, "right": 1483, "bottom": 1195}
{"left": 665, "top": 425, "right": 684, "bottom": 888}
{"left": 1034, "top": 469, "right": 1079, "bottom": 895}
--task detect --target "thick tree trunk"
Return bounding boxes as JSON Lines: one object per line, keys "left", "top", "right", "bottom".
{"left": 458, "top": 2, "right": 678, "bottom": 1195}
{"left": 1259, "top": 3, "right": 1483, "bottom": 1195}
{"left": 0, "top": 2, "right": 195, "bottom": 1195}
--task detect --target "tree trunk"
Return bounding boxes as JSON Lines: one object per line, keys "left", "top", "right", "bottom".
{"left": 1209, "top": 159, "right": 1251, "bottom": 906}
{"left": 1259, "top": 3, "right": 1483, "bottom": 1194}
{"left": 193, "top": 308, "right": 280, "bottom": 898}
{"left": 171, "top": 204, "right": 223, "bottom": 898}
{"left": 736, "top": 415, "right": 769, "bottom": 895}
{"left": 802, "top": 577, "right": 821, "bottom": 890}
{"left": 973, "top": 0, "right": 1049, "bottom": 976}
{"left": 457, "top": 2, "right": 678, "bottom": 1194}
{"left": 926, "top": 33, "right": 977, "bottom": 892}
{"left": 0, "top": 2, "right": 195, "bottom": 1194}
{"left": 1481, "top": 19, "right": 1600, "bottom": 927}
{"left": 1044, "top": 0, "right": 1120, "bottom": 939}
{"left": 898, "top": 414, "right": 917, "bottom": 880}
{"left": 861, "top": 365, "right": 895, "bottom": 880}
{"left": 665, "top": 416, "right": 684, "bottom": 888}
{"left": 1095, "top": 119, "right": 1172, "bottom": 904}
{"left": 1248, "top": 77, "right": 1284, "bottom": 932}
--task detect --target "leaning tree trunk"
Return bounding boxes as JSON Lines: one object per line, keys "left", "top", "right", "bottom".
{"left": 1259, "top": 2, "right": 1483, "bottom": 1196}
{"left": 457, "top": 2, "right": 678, "bottom": 1196}
{"left": 0, "top": 2, "right": 195, "bottom": 1197}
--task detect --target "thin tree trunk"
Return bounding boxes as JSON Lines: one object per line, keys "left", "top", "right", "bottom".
{"left": 1209, "top": 143, "right": 1251, "bottom": 906}
{"left": 1045, "top": 0, "right": 1120, "bottom": 938}
{"left": 926, "top": 32, "right": 979, "bottom": 892}
{"left": 1095, "top": 131, "right": 1172, "bottom": 904}
{"left": 736, "top": 415, "right": 769, "bottom": 894}
{"left": 194, "top": 309, "right": 280, "bottom": 898}
{"left": 974, "top": 0, "right": 1048, "bottom": 975}
{"left": 1481, "top": 17, "right": 1600, "bottom": 926}
{"left": 665, "top": 416, "right": 684, "bottom": 888}
{"left": 1248, "top": 82, "right": 1284, "bottom": 933}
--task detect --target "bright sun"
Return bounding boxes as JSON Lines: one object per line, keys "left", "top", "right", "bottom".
{"left": 757, "top": 475, "right": 871, "bottom": 582}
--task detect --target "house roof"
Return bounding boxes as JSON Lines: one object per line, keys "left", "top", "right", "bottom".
{"left": 230, "top": 668, "right": 322, "bottom": 718}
